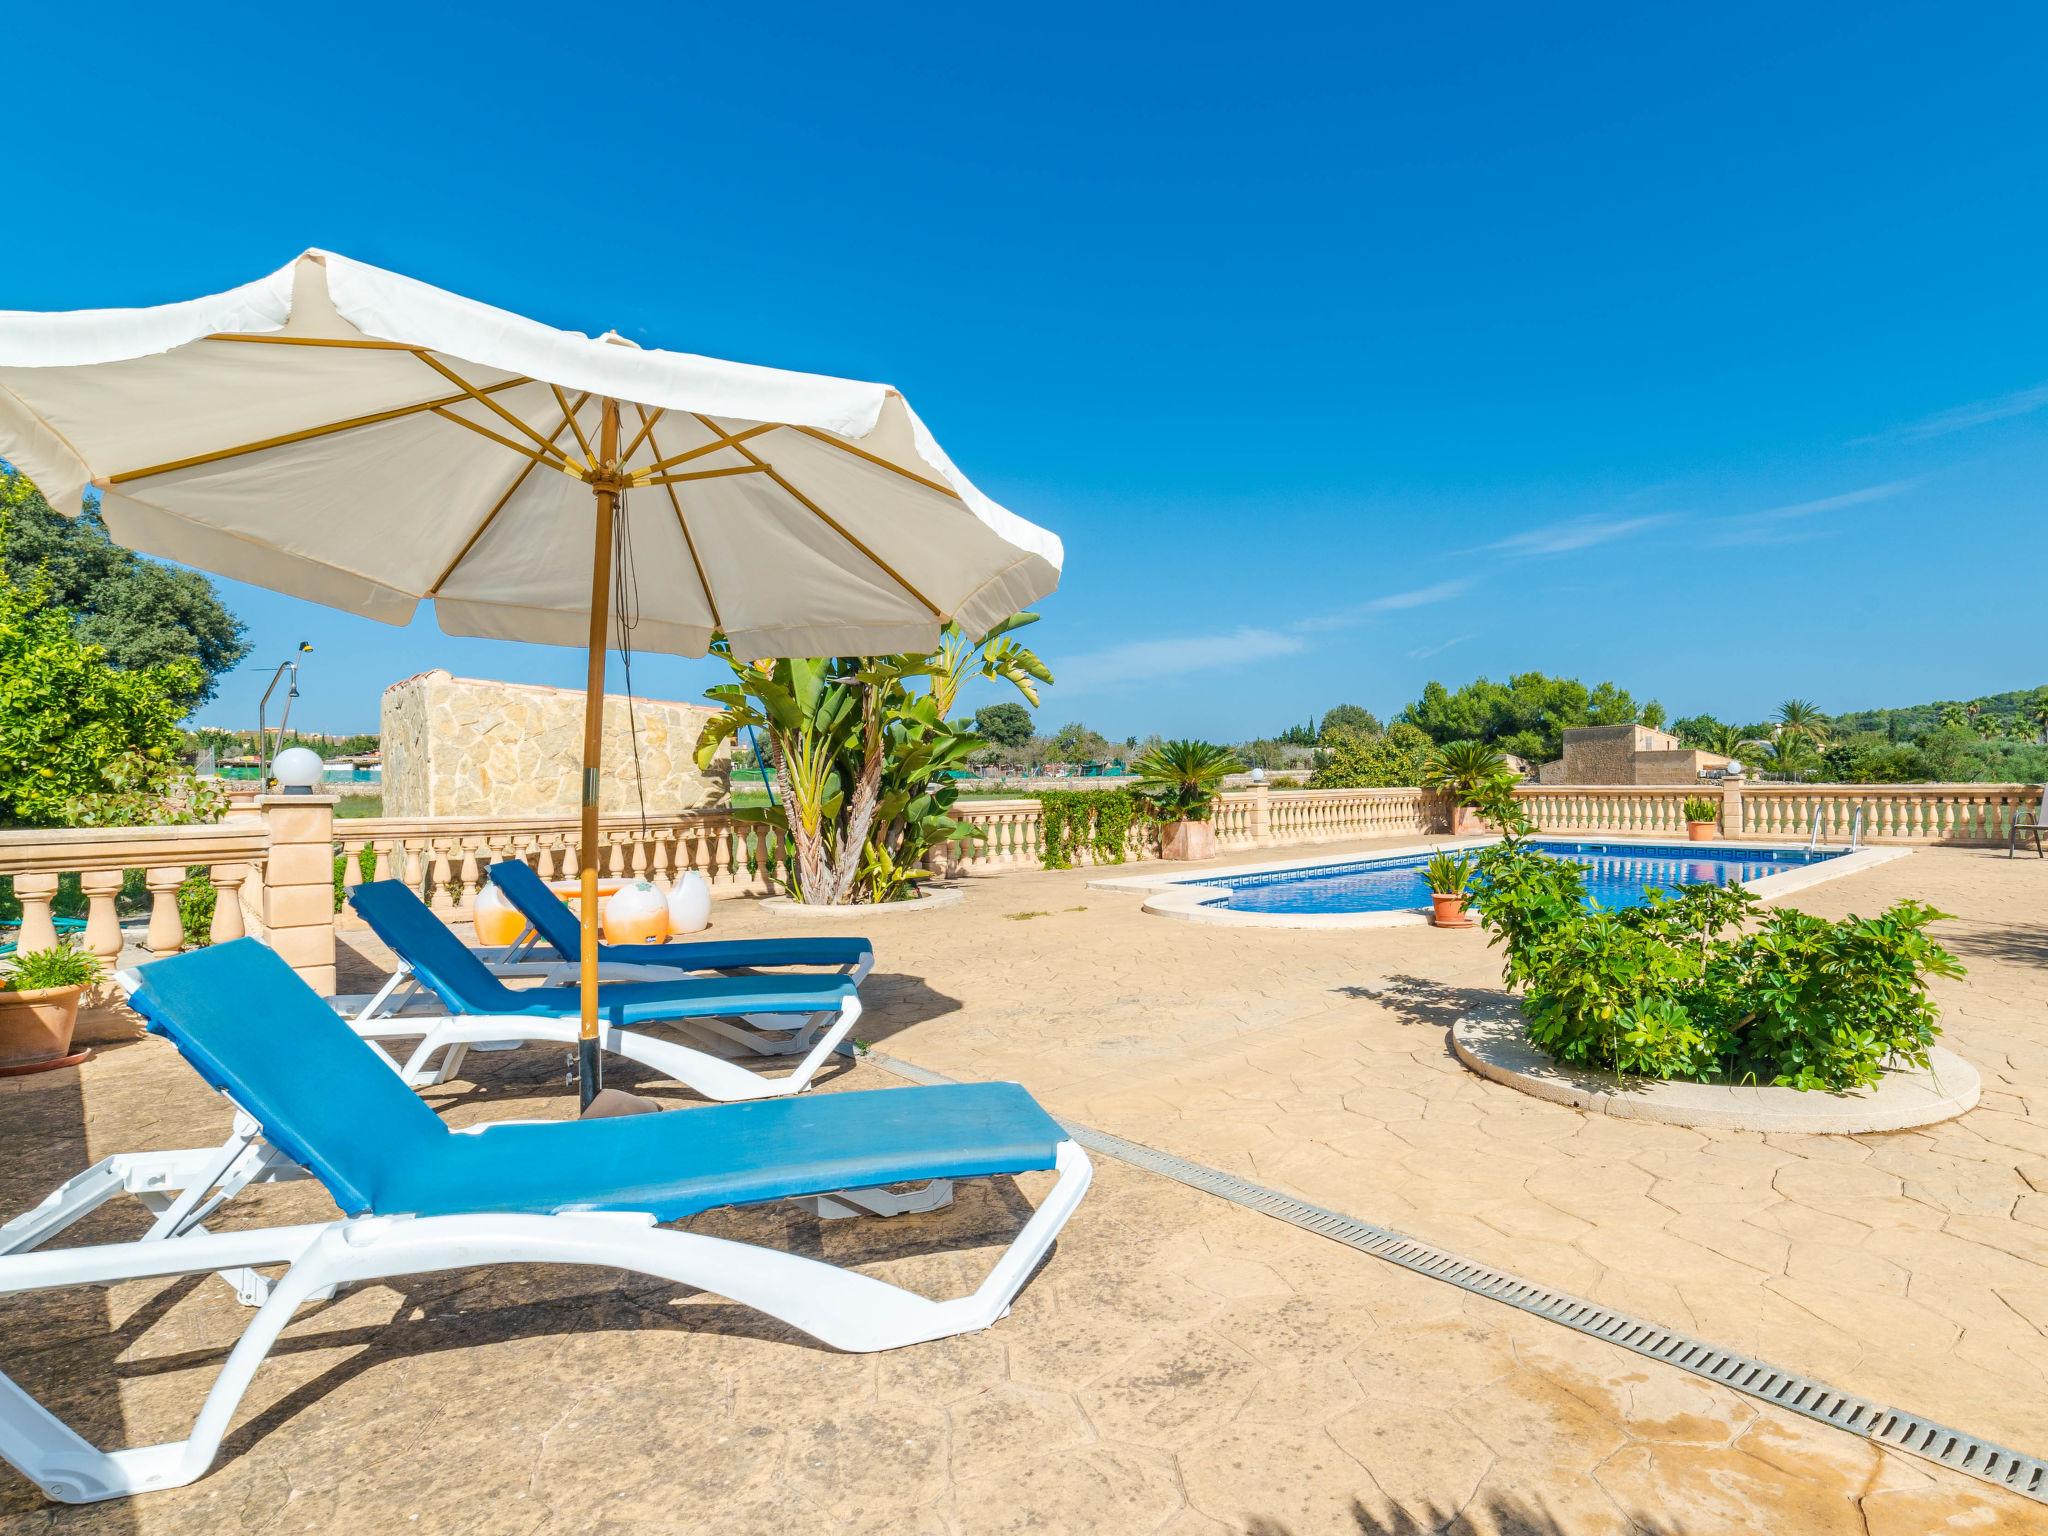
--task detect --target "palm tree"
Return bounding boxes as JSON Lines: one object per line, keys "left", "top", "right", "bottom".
{"left": 1757, "top": 735, "right": 1821, "bottom": 782}
{"left": 1774, "top": 698, "right": 1831, "bottom": 752}
{"left": 1939, "top": 703, "right": 1968, "bottom": 732}
{"left": 1702, "top": 722, "right": 1755, "bottom": 761}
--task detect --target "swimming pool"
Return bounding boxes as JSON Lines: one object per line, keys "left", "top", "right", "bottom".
{"left": 1184, "top": 840, "right": 1849, "bottom": 917}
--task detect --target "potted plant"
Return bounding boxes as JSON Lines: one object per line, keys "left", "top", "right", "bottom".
{"left": 1683, "top": 795, "right": 1720, "bottom": 842}
{"left": 1421, "top": 740, "right": 1516, "bottom": 836}
{"left": 1132, "top": 739, "right": 1242, "bottom": 860}
{"left": 1422, "top": 850, "right": 1477, "bottom": 927}
{"left": 0, "top": 946, "right": 102, "bottom": 1076}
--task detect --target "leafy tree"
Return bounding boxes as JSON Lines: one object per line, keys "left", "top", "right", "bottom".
{"left": 1050, "top": 722, "right": 1112, "bottom": 764}
{"left": 1639, "top": 700, "right": 1667, "bottom": 730}
{"left": 1318, "top": 704, "right": 1381, "bottom": 740}
{"left": 973, "top": 701, "right": 1034, "bottom": 748}
{"left": 1398, "top": 672, "right": 1648, "bottom": 761}
{"left": 0, "top": 548, "right": 210, "bottom": 827}
{"left": 1310, "top": 721, "right": 1430, "bottom": 788}
{"left": 1, "top": 469, "right": 249, "bottom": 706}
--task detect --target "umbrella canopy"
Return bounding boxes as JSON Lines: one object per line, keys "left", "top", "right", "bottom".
{"left": 0, "top": 251, "right": 1062, "bottom": 1103}
{"left": 0, "top": 250, "right": 1060, "bottom": 659}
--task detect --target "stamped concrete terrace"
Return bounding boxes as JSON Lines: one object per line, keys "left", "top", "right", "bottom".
{"left": 3, "top": 840, "right": 2045, "bottom": 1533}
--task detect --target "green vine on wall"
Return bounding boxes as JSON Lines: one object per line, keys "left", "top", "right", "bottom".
{"left": 1035, "top": 788, "right": 1140, "bottom": 869}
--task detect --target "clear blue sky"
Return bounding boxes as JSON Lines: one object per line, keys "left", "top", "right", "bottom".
{"left": 7, "top": 2, "right": 2045, "bottom": 740}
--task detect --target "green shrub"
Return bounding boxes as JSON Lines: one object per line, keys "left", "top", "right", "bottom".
{"left": 1311, "top": 722, "right": 1430, "bottom": 788}
{"left": 1682, "top": 796, "right": 1718, "bottom": 823}
{"left": 178, "top": 868, "right": 216, "bottom": 948}
{"left": 2, "top": 944, "right": 102, "bottom": 991}
{"left": 1469, "top": 835, "right": 1962, "bottom": 1090}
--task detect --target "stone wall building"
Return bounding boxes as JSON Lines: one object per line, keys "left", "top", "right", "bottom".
{"left": 381, "top": 670, "right": 729, "bottom": 818}
{"left": 1536, "top": 724, "right": 1730, "bottom": 786}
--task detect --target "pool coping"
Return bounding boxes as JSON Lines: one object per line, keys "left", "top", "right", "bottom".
{"left": 1088, "top": 835, "right": 1913, "bottom": 929}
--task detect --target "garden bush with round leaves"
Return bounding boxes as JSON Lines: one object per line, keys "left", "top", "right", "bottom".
{"left": 1468, "top": 832, "right": 1963, "bottom": 1091}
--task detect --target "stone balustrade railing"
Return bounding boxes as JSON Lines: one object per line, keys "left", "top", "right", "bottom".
{"left": 1512, "top": 782, "right": 2042, "bottom": 845}
{"left": 0, "top": 819, "right": 270, "bottom": 971}
{"left": 334, "top": 811, "right": 792, "bottom": 924}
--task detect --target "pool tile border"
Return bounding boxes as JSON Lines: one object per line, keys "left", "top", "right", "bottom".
{"left": 1089, "top": 836, "right": 1912, "bottom": 929}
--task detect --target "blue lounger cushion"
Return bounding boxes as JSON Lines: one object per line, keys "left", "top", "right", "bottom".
{"left": 488, "top": 858, "right": 871, "bottom": 973}
{"left": 131, "top": 939, "right": 1064, "bottom": 1223}
{"left": 349, "top": 880, "right": 854, "bottom": 1020}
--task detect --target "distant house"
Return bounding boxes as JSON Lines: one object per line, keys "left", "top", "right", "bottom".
{"left": 1536, "top": 725, "right": 1730, "bottom": 786}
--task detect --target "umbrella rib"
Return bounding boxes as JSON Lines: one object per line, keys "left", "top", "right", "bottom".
{"left": 429, "top": 406, "right": 589, "bottom": 477}
{"left": 408, "top": 352, "right": 580, "bottom": 471}
{"left": 428, "top": 392, "right": 590, "bottom": 597}
{"left": 638, "top": 409, "right": 723, "bottom": 631}
{"left": 690, "top": 413, "right": 943, "bottom": 620}
{"left": 639, "top": 465, "right": 766, "bottom": 487}
{"left": 784, "top": 423, "right": 962, "bottom": 500}
{"left": 629, "top": 423, "right": 778, "bottom": 482}
{"left": 551, "top": 384, "right": 596, "bottom": 467}
{"left": 102, "top": 378, "right": 534, "bottom": 486}
{"left": 618, "top": 406, "right": 664, "bottom": 468}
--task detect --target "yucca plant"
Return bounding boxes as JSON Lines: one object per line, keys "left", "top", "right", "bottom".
{"left": 2, "top": 946, "right": 101, "bottom": 992}
{"left": 1131, "top": 740, "right": 1241, "bottom": 823}
{"left": 1421, "top": 850, "right": 1475, "bottom": 896}
{"left": 1682, "top": 796, "right": 1719, "bottom": 824}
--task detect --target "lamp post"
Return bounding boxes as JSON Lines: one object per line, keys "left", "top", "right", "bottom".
{"left": 257, "top": 642, "right": 314, "bottom": 786}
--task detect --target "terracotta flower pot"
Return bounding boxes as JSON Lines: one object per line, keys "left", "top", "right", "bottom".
{"left": 1430, "top": 892, "right": 1475, "bottom": 928}
{"left": 1686, "top": 821, "right": 1717, "bottom": 842}
{"left": 1449, "top": 804, "right": 1487, "bottom": 837}
{"left": 0, "top": 984, "right": 89, "bottom": 1075}
{"left": 1159, "top": 819, "right": 1216, "bottom": 861}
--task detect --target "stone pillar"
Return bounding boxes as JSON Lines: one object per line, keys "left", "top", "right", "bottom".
{"left": 1719, "top": 775, "right": 1745, "bottom": 840}
{"left": 256, "top": 795, "right": 338, "bottom": 996}
{"left": 1250, "top": 780, "right": 1271, "bottom": 845}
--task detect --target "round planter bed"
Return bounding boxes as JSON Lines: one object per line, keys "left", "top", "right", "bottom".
{"left": 757, "top": 887, "right": 965, "bottom": 919}
{"left": 1451, "top": 1010, "right": 1980, "bottom": 1134}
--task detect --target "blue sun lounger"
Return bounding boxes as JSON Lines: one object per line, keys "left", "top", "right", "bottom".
{"left": 484, "top": 857, "right": 874, "bottom": 981}
{"left": 345, "top": 881, "right": 860, "bottom": 1100}
{"left": 477, "top": 859, "right": 874, "bottom": 1058}
{"left": 0, "top": 939, "right": 1090, "bottom": 1504}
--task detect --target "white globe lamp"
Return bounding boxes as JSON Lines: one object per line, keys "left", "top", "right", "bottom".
{"left": 603, "top": 880, "right": 671, "bottom": 946}
{"left": 667, "top": 870, "right": 712, "bottom": 933}
{"left": 271, "top": 746, "right": 324, "bottom": 795}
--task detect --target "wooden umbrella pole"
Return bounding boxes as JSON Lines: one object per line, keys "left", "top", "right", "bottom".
{"left": 577, "top": 396, "right": 622, "bottom": 1108}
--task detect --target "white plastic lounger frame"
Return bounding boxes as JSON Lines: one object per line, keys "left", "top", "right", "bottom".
{"left": 0, "top": 1135, "right": 1091, "bottom": 1503}
{"left": 319, "top": 962, "right": 861, "bottom": 1099}
{"left": 337, "top": 949, "right": 873, "bottom": 1068}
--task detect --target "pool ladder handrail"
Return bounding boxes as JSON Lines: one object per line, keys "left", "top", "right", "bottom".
{"left": 1806, "top": 803, "right": 1866, "bottom": 853}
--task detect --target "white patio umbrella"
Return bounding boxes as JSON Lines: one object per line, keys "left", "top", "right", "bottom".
{"left": 0, "top": 250, "right": 1062, "bottom": 1103}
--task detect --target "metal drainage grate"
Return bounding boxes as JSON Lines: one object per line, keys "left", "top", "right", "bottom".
{"left": 867, "top": 1050, "right": 2048, "bottom": 1506}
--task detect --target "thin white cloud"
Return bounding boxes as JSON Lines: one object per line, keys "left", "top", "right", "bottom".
{"left": 1407, "top": 633, "right": 1475, "bottom": 661}
{"left": 1483, "top": 513, "right": 1677, "bottom": 557}
{"left": 1054, "top": 625, "right": 1304, "bottom": 695}
{"left": 1706, "top": 478, "right": 1918, "bottom": 547}
{"left": 1880, "top": 381, "right": 2048, "bottom": 442}
{"left": 1292, "top": 577, "right": 1474, "bottom": 633}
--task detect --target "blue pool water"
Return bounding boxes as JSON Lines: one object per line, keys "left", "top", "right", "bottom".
{"left": 1188, "top": 840, "right": 1845, "bottom": 916}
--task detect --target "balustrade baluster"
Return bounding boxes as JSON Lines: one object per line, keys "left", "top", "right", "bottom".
{"left": 209, "top": 864, "right": 249, "bottom": 942}
{"left": 143, "top": 865, "right": 185, "bottom": 954}
{"left": 12, "top": 872, "right": 59, "bottom": 953}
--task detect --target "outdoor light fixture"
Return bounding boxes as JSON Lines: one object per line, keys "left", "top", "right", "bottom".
{"left": 1250, "top": 766, "right": 1268, "bottom": 784}
{"left": 270, "top": 746, "right": 324, "bottom": 795}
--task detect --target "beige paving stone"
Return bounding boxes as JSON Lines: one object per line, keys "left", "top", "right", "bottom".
{"left": 8, "top": 840, "right": 2048, "bottom": 1531}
